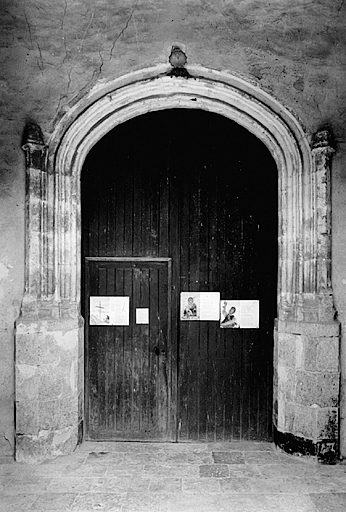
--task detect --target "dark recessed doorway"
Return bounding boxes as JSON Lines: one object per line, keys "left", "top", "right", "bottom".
{"left": 81, "top": 109, "right": 278, "bottom": 442}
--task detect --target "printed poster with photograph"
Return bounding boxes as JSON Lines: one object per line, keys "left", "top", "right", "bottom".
{"left": 180, "top": 292, "right": 220, "bottom": 321}
{"left": 220, "top": 300, "right": 259, "bottom": 329}
{"left": 90, "top": 296, "right": 130, "bottom": 326}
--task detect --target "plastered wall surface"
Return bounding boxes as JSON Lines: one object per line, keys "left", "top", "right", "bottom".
{"left": 0, "top": 0, "right": 345, "bottom": 457}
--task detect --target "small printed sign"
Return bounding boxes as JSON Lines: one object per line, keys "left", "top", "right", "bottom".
{"left": 136, "top": 308, "right": 149, "bottom": 324}
{"left": 220, "top": 300, "right": 259, "bottom": 329}
{"left": 180, "top": 292, "right": 220, "bottom": 321}
{"left": 90, "top": 296, "right": 130, "bottom": 326}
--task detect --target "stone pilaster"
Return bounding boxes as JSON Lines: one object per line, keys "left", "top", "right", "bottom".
{"left": 274, "top": 130, "right": 339, "bottom": 462}
{"left": 16, "top": 122, "right": 83, "bottom": 462}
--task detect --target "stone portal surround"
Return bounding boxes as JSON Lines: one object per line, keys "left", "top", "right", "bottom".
{"left": 15, "top": 68, "right": 339, "bottom": 462}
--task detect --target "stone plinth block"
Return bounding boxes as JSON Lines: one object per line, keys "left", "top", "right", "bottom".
{"left": 15, "top": 425, "right": 78, "bottom": 464}
{"left": 278, "top": 402, "right": 339, "bottom": 442}
{"left": 15, "top": 315, "right": 83, "bottom": 463}
{"left": 274, "top": 320, "right": 340, "bottom": 461}
{"left": 295, "top": 370, "right": 339, "bottom": 407}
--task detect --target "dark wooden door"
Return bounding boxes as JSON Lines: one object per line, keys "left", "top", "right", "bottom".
{"left": 84, "top": 258, "right": 174, "bottom": 440}
{"left": 82, "top": 109, "right": 278, "bottom": 442}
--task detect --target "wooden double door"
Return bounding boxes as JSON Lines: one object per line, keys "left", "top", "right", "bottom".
{"left": 82, "top": 109, "right": 278, "bottom": 442}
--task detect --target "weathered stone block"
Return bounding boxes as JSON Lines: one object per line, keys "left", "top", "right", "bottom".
{"left": 16, "top": 425, "right": 78, "bottom": 464}
{"left": 316, "top": 408, "right": 338, "bottom": 439}
{"left": 16, "top": 332, "right": 39, "bottom": 365}
{"left": 15, "top": 400, "right": 39, "bottom": 435}
{"left": 283, "top": 402, "right": 295, "bottom": 432}
{"left": 303, "top": 336, "right": 339, "bottom": 372}
{"left": 38, "top": 368, "right": 63, "bottom": 401}
{"left": 278, "top": 333, "right": 297, "bottom": 368}
{"left": 15, "top": 317, "right": 83, "bottom": 461}
{"left": 295, "top": 371, "right": 339, "bottom": 407}
{"left": 15, "top": 363, "right": 40, "bottom": 401}
{"left": 39, "top": 399, "right": 61, "bottom": 431}
{"left": 292, "top": 404, "right": 317, "bottom": 439}
{"left": 59, "top": 396, "right": 79, "bottom": 428}
{"left": 277, "top": 320, "right": 339, "bottom": 337}
{"left": 277, "top": 365, "right": 295, "bottom": 402}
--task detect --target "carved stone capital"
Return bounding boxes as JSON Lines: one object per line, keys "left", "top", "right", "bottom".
{"left": 21, "top": 122, "right": 46, "bottom": 170}
{"left": 311, "top": 129, "right": 334, "bottom": 150}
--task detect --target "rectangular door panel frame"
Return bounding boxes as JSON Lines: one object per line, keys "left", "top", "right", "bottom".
{"left": 84, "top": 257, "right": 176, "bottom": 441}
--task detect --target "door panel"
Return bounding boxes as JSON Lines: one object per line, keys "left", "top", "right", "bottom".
{"left": 85, "top": 258, "right": 173, "bottom": 440}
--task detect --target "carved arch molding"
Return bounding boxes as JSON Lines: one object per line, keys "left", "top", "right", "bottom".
{"left": 16, "top": 66, "right": 339, "bottom": 462}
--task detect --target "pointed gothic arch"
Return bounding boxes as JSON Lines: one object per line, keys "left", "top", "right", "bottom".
{"left": 16, "top": 66, "right": 339, "bottom": 462}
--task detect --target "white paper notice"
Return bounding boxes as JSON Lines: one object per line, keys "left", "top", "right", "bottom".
{"left": 181, "top": 292, "right": 220, "bottom": 321}
{"left": 199, "top": 292, "right": 221, "bottom": 320}
{"left": 90, "top": 296, "right": 130, "bottom": 326}
{"left": 220, "top": 300, "right": 259, "bottom": 329}
{"left": 239, "top": 300, "right": 259, "bottom": 328}
{"left": 136, "top": 308, "right": 149, "bottom": 324}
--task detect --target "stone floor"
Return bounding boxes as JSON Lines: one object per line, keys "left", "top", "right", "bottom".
{"left": 0, "top": 441, "right": 346, "bottom": 511}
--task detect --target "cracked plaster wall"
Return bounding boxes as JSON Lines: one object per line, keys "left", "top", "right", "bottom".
{"left": 0, "top": 0, "right": 346, "bottom": 457}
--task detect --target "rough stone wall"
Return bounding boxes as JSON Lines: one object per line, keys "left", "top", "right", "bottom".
{"left": 0, "top": 0, "right": 346, "bottom": 456}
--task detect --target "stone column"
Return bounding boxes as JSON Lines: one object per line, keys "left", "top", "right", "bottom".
{"left": 273, "top": 130, "right": 340, "bottom": 462}
{"left": 15, "top": 123, "right": 83, "bottom": 463}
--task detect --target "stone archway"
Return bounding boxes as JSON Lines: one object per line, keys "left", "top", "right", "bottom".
{"left": 16, "top": 66, "right": 339, "bottom": 462}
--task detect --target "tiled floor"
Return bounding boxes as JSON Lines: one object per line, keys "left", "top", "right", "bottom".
{"left": 0, "top": 441, "right": 345, "bottom": 511}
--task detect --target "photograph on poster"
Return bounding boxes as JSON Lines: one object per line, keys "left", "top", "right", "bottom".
{"left": 181, "top": 293, "right": 199, "bottom": 320}
{"left": 180, "top": 292, "right": 220, "bottom": 321}
{"left": 90, "top": 296, "right": 130, "bottom": 326}
{"left": 220, "top": 300, "right": 259, "bottom": 329}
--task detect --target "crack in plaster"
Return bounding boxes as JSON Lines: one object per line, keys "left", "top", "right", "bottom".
{"left": 79, "top": 12, "right": 95, "bottom": 53}
{"left": 3, "top": 431, "right": 14, "bottom": 452}
{"left": 61, "top": 0, "right": 69, "bottom": 65}
{"left": 109, "top": 0, "right": 139, "bottom": 61}
{"left": 23, "top": 2, "right": 33, "bottom": 49}
{"left": 36, "top": 42, "right": 44, "bottom": 73}
{"left": 338, "top": 0, "right": 345, "bottom": 12}
{"left": 24, "top": 1, "right": 44, "bottom": 73}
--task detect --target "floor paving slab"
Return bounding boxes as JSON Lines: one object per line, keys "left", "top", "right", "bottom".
{"left": 1, "top": 441, "right": 345, "bottom": 511}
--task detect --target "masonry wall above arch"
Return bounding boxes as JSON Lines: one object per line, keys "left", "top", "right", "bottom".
{"left": 15, "top": 67, "right": 340, "bottom": 463}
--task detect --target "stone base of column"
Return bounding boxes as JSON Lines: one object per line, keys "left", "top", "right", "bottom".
{"left": 273, "top": 426, "right": 338, "bottom": 463}
{"left": 273, "top": 320, "right": 340, "bottom": 463}
{"left": 15, "top": 315, "right": 84, "bottom": 463}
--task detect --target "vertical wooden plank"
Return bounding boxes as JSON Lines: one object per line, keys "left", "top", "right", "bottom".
{"left": 132, "top": 159, "right": 142, "bottom": 256}
{"left": 177, "top": 165, "right": 190, "bottom": 441}
{"left": 97, "top": 267, "right": 108, "bottom": 436}
{"left": 123, "top": 267, "right": 133, "bottom": 431}
{"left": 158, "top": 264, "right": 169, "bottom": 435}
{"left": 97, "top": 177, "right": 108, "bottom": 257}
{"left": 149, "top": 267, "right": 159, "bottom": 433}
{"left": 139, "top": 268, "right": 150, "bottom": 433}
{"left": 107, "top": 178, "right": 116, "bottom": 255}
{"left": 159, "top": 167, "right": 169, "bottom": 257}
{"left": 105, "top": 267, "right": 115, "bottom": 431}
{"left": 115, "top": 268, "right": 125, "bottom": 431}
{"left": 115, "top": 171, "right": 125, "bottom": 257}
{"left": 87, "top": 176, "right": 100, "bottom": 257}
{"left": 123, "top": 170, "right": 134, "bottom": 256}
{"left": 131, "top": 267, "right": 141, "bottom": 431}
{"left": 169, "top": 170, "right": 179, "bottom": 441}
